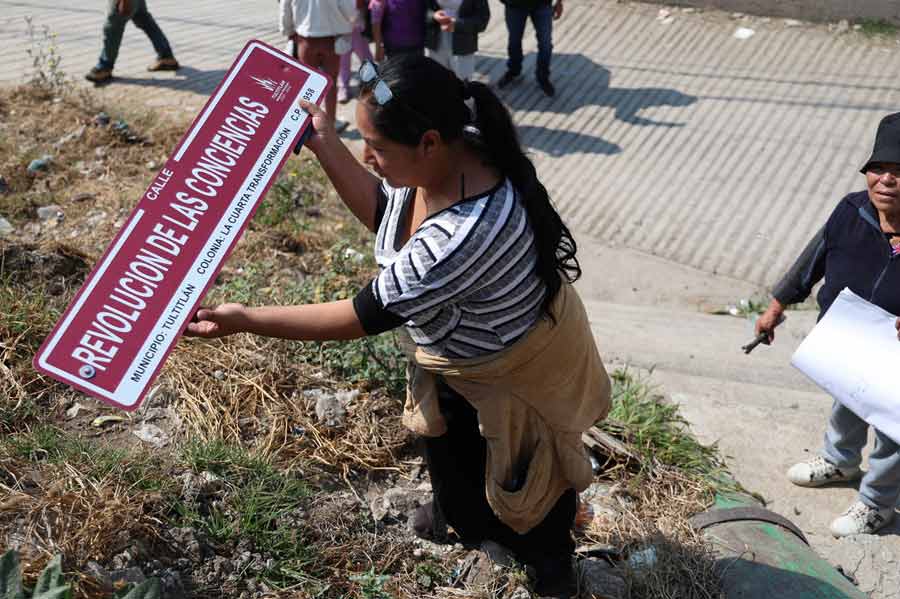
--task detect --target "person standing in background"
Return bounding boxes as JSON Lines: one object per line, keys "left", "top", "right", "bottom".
{"left": 497, "top": 0, "right": 563, "bottom": 97}
{"left": 424, "top": 0, "right": 490, "bottom": 82}
{"left": 85, "top": 0, "right": 179, "bottom": 83}
{"left": 368, "top": 0, "right": 426, "bottom": 61}
{"left": 280, "top": 0, "right": 356, "bottom": 129}
{"left": 338, "top": 0, "right": 375, "bottom": 103}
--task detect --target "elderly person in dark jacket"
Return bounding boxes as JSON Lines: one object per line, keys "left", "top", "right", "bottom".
{"left": 757, "top": 112, "right": 900, "bottom": 538}
{"left": 424, "top": 0, "right": 490, "bottom": 81}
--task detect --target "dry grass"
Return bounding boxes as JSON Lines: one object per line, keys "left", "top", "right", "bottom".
{"left": 1, "top": 80, "right": 726, "bottom": 599}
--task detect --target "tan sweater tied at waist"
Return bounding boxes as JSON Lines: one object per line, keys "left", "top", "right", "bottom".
{"left": 400, "top": 283, "right": 611, "bottom": 533}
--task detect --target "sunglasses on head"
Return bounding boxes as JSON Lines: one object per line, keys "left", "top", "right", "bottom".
{"left": 359, "top": 60, "right": 394, "bottom": 105}
{"left": 358, "top": 61, "right": 437, "bottom": 130}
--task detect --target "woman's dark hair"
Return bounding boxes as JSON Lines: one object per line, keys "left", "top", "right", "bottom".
{"left": 361, "top": 54, "right": 581, "bottom": 319}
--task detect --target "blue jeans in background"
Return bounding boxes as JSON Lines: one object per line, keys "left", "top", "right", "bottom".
{"left": 97, "top": 0, "right": 174, "bottom": 70}
{"left": 504, "top": 4, "right": 554, "bottom": 81}
{"left": 822, "top": 400, "right": 900, "bottom": 510}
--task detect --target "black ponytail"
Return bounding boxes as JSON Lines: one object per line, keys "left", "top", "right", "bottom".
{"left": 464, "top": 81, "right": 581, "bottom": 319}
{"left": 363, "top": 55, "right": 581, "bottom": 320}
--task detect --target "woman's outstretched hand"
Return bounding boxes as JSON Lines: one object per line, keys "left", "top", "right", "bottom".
{"left": 896, "top": 317, "right": 900, "bottom": 342}
{"left": 184, "top": 303, "right": 250, "bottom": 339}
{"left": 298, "top": 100, "right": 335, "bottom": 154}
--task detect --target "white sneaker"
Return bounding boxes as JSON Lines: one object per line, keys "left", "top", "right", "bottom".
{"left": 830, "top": 500, "right": 895, "bottom": 537}
{"left": 787, "top": 456, "right": 861, "bottom": 487}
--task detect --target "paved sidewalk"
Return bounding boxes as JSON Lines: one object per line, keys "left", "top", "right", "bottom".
{"left": 3, "top": 1, "right": 900, "bottom": 285}
{"left": 3, "top": 2, "right": 900, "bottom": 596}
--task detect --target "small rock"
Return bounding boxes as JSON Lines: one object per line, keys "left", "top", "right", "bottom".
{"left": 66, "top": 402, "right": 85, "bottom": 419}
{"left": 734, "top": 27, "right": 756, "bottom": 40}
{"left": 94, "top": 112, "right": 111, "bottom": 126}
{"left": 70, "top": 192, "right": 96, "bottom": 203}
{"left": 509, "top": 586, "right": 531, "bottom": 599}
{"left": 784, "top": 19, "right": 803, "bottom": 27}
{"left": 85, "top": 561, "right": 113, "bottom": 590}
{"left": 681, "top": 7, "right": 696, "bottom": 13}
{"left": 36, "top": 205, "right": 64, "bottom": 221}
{"left": 656, "top": 8, "right": 670, "bottom": 20}
{"left": 27, "top": 155, "right": 52, "bottom": 174}
{"left": 628, "top": 546, "right": 658, "bottom": 569}
{"left": 578, "top": 558, "right": 629, "bottom": 599}
{"left": 342, "top": 247, "right": 365, "bottom": 263}
{"left": 169, "top": 527, "right": 205, "bottom": 561}
{"left": 54, "top": 125, "right": 86, "bottom": 148}
{"left": 835, "top": 19, "right": 850, "bottom": 34}
{"left": 132, "top": 423, "right": 169, "bottom": 448}
{"left": 156, "top": 569, "right": 187, "bottom": 599}
{"left": 731, "top": 12, "right": 744, "bottom": 19}
{"left": 108, "top": 567, "right": 146, "bottom": 586}
{"left": 213, "top": 370, "right": 225, "bottom": 380}
{"left": 146, "top": 160, "right": 158, "bottom": 170}
{"left": 305, "top": 388, "right": 359, "bottom": 427}
{"left": 793, "top": 506, "right": 802, "bottom": 515}
{"left": 368, "top": 486, "right": 428, "bottom": 523}
{"left": 95, "top": 146, "right": 108, "bottom": 159}
{"left": 854, "top": 24, "right": 863, "bottom": 31}
{"left": 0, "top": 217, "right": 13, "bottom": 237}
{"left": 179, "top": 470, "right": 224, "bottom": 501}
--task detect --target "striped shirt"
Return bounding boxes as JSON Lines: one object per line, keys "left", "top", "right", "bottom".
{"left": 352, "top": 178, "right": 546, "bottom": 358}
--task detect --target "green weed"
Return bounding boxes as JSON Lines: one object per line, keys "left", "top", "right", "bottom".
{"left": 350, "top": 567, "right": 392, "bottom": 599}
{"left": 178, "top": 440, "right": 319, "bottom": 588}
{"left": 859, "top": 18, "right": 898, "bottom": 37}
{"left": 604, "top": 369, "right": 726, "bottom": 483}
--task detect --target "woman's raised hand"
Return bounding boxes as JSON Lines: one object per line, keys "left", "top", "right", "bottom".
{"left": 298, "top": 100, "right": 335, "bottom": 154}
{"left": 184, "top": 303, "right": 250, "bottom": 339}
{"left": 895, "top": 317, "right": 900, "bottom": 342}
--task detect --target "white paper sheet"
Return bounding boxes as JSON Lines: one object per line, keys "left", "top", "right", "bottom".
{"left": 791, "top": 288, "right": 900, "bottom": 443}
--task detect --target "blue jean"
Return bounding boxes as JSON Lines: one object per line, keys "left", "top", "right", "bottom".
{"left": 97, "top": 0, "right": 174, "bottom": 70}
{"left": 504, "top": 5, "right": 553, "bottom": 81}
{"left": 822, "top": 400, "right": 900, "bottom": 510}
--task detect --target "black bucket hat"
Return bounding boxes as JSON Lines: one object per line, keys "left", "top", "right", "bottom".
{"left": 861, "top": 112, "right": 900, "bottom": 174}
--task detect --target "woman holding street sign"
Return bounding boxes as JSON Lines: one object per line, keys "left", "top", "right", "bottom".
{"left": 756, "top": 112, "right": 900, "bottom": 538}
{"left": 186, "top": 55, "right": 610, "bottom": 598}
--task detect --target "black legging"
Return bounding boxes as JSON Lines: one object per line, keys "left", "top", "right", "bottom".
{"left": 422, "top": 378, "right": 576, "bottom": 574}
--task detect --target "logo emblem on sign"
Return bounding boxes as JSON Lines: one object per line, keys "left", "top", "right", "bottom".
{"left": 252, "top": 76, "right": 278, "bottom": 92}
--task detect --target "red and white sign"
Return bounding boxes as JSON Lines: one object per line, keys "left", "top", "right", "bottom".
{"left": 33, "top": 40, "right": 330, "bottom": 411}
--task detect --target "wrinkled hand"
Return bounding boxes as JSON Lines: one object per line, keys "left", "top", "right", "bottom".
{"left": 553, "top": 1, "right": 564, "bottom": 19}
{"left": 184, "top": 303, "right": 249, "bottom": 339}
{"left": 755, "top": 300, "right": 786, "bottom": 344}
{"left": 298, "top": 99, "right": 334, "bottom": 154}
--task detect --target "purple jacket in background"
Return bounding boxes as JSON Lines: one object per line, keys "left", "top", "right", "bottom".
{"left": 369, "top": 0, "right": 426, "bottom": 50}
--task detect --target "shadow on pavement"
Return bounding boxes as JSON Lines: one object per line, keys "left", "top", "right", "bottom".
{"left": 474, "top": 52, "right": 697, "bottom": 155}
{"left": 111, "top": 66, "right": 227, "bottom": 96}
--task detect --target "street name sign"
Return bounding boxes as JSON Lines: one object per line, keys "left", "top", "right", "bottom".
{"left": 33, "top": 40, "right": 329, "bottom": 411}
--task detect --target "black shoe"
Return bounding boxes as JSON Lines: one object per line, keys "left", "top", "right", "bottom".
{"left": 538, "top": 77, "right": 556, "bottom": 97}
{"left": 497, "top": 70, "right": 521, "bottom": 89}
{"left": 85, "top": 67, "right": 113, "bottom": 83}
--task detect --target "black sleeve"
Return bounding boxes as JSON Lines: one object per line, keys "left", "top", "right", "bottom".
{"left": 373, "top": 184, "right": 389, "bottom": 232}
{"left": 772, "top": 225, "right": 827, "bottom": 306}
{"left": 456, "top": 0, "right": 490, "bottom": 33}
{"left": 353, "top": 281, "right": 407, "bottom": 335}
